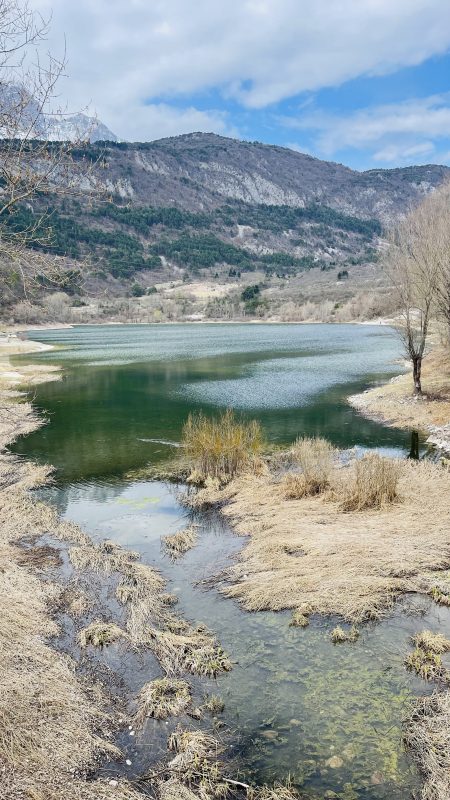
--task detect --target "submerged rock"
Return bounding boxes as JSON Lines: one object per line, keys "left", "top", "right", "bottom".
{"left": 326, "top": 755, "right": 344, "bottom": 768}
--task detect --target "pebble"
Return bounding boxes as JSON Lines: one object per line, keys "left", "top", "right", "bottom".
{"left": 371, "top": 771, "right": 385, "bottom": 785}
{"left": 109, "top": 779, "right": 118, "bottom": 787}
{"left": 125, "top": 759, "right": 132, "bottom": 766}
{"left": 326, "top": 756, "right": 344, "bottom": 769}
{"left": 261, "top": 729, "right": 279, "bottom": 740}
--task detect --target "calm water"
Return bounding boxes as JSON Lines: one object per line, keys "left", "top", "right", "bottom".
{"left": 12, "top": 323, "right": 437, "bottom": 799}
{"left": 13, "top": 323, "right": 414, "bottom": 482}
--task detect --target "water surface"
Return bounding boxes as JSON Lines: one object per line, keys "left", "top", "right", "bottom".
{"left": 13, "top": 323, "right": 413, "bottom": 482}
{"left": 12, "top": 323, "right": 435, "bottom": 799}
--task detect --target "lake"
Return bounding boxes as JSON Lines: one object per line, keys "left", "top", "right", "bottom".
{"left": 12, "top": 322, "right": 439, "bottom": 800}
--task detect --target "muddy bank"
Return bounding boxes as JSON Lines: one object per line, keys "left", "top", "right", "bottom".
{"left": 349, "top": 348, "right": 450, "bottom": 454}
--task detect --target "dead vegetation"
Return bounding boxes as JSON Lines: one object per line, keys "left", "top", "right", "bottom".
{"left": 199, "top": 455, "right": 450, "bottom": 622}
{"left": 404, "top": 690, "right": 450, "bottom": 800}
{"left": 79, "top": 620, "right": 127, "bottom": 648}
{"left": 163, "top": 524, "right": 199, "bottom": 559}
{"left": 339, "top": 453, "right": 401, "bottom": 511}
{"left": 289, "top": 610, "right": 310, "bottom": 628}
{"left": 0, "top": 398, "right": 146, "bottom": 800}
{"left": 412, "top": 630, "right": 450, "bottom": 654}
{"left": 331, "top": 625, "right": 360, "bottom": 643}
{"left": 148, "top": 627, "right": 232, "bottom": 678}
{"left": 405, "top": 648, "right": 447, "bottom": 682}
{"left": 134, "top": 678, "right": 192, "bottom": 725}
{"left": 182, "top": 409, "right": 264, "bottom": 483}
{"left": 284, "top": 436, "right": 335, "bottom": 498}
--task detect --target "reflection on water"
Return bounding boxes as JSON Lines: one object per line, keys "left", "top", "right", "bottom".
{"left": 42, "top": 477, "right": 450, "bottom": 799}
{"left": 12, "top": 323, "right": 417, "bottom": 482}
{"left": 14, "top": 324, "right": 435, "bottom": 798}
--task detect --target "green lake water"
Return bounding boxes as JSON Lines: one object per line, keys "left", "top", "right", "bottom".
{"left": 12, "top": 322, "right": 443, "bottom": 799}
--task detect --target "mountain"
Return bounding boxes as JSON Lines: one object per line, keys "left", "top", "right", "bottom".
{"left": 7, "top": 133, "right": 450, "bottom": 290}
{"left": 44, "top": 113, "right": 118, "bottom": 144}
{"left": 85, "top": 133, "right": 450, "bottom": 222}
{"left": 0, "top": 83, "right": 117, "bottom": 143}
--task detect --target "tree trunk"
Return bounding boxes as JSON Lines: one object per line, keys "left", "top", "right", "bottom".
{"left": 413, "top": 355, "right": 422, "bottom": 395}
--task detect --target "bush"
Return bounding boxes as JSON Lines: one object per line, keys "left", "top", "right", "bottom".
{"left": 131, "top": 282, "right": 145, "bottom": 297}
{"left": 284, "top": 437, "right": 335, "bottom": 498}
{"left": 340, "top": 453, "right": 400, "bottom": 512}
{"left": 182, "top": 409, "right": 264, "bottom": 482}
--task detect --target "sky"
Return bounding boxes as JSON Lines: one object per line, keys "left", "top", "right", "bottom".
{"left": 31, "top": 0, "right": 450, "bottom": 171}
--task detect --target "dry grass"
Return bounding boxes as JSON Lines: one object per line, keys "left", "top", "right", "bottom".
{"left": 349, "top": 347, "right": 450, "bottom": 438}
{"left": 148, "top": 627, "right": 232, "bottom": 678}
{"left": 163, "top": 524, "right": 199, "bottom": 559}
{"left": 404, "top": 690, "right": 450, "bottom": 800}
{"left": 289, "top": 610, "right": 310, "bottom": 628}
{"left": 164, "top": 727, "right": 227, "bottom": 798}
{"left": 405, "top": 648, "right": 447, "bottom": 681}
{"left": 331, "top": 625, "right": 360, "bottom": 643}
{"left": 284, "top": 436, "right": 335, "bottom": 498}
{"left": 202, "top": 457, "right": 450, "bottom": 622}
{"left": 412, "top": 630, "right": 450, "bottom": 654}
{"left": 203, "top": 695, "right": 225, "bottom": 715}
{"left": 0, "top": 396, "right": 222, "bottom": 800}
{"left": 339, "top": 453, "right": 401, "bottom": 511}
{"left": 78, "top": 620, "right": 127, "bottom": 648}
{"left": 134, "top": 678, "right": 191, "bottom": 725}
{"left": 182, "top": 409, "right": 264, "bottom": 483}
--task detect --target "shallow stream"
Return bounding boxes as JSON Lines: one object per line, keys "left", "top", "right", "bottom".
{"left": 12, "top": 323, "right": 444, "bottom": 799}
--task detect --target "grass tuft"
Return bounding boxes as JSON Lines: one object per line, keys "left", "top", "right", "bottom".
{"left": 134, "top": 678, "right": 191, "bottom": 725}
{"left": 78, "top": 620, "right": 126, "bottom": 648}
{"left": 289, "top": 610, "right": 310, "bottom": 628}
{"left": 339, "top": 453, "right": 401, "bottom": 511}
{"left": 162, "top": 524, "right": 198, "bottom": 559}
{"left": 284, "top": 436, "right": 335, "bottom": 499}
{"left": 148, "top": 627, "right": 232, "bottom": 678}
{"left": 182, "top": 409, "right": 264, "bottom": 483}
{"left": 203, "top": 694, "right": 225, "bottom": 715}
{"left": 412, "top": 630, "right": 450, "bottom": 654}
{"left": 405, "top": 648, "right": 447, "bottom": 681}
{"left": 331, "top": 625, "right": 360, "bottom": 643}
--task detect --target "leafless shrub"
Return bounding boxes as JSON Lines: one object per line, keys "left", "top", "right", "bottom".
{"left": 339, "top": 453, "right": 401, "bottom": 511}
{"left": 284, "top": 437, "right": 335, "bottom": 499}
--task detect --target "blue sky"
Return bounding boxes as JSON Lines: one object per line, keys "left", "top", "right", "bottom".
{"left": 33, "top": 0, "right": 450, "bottom": 171}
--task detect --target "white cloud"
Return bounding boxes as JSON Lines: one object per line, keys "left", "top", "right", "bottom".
{"left": 29, "top": 0, "right": 450, "bottom": 140}
{"left": 283, "top": 95, "right": 450, "bottom": 163}
{"left": 373, "top": 141, "right": 435, "bottom": 163}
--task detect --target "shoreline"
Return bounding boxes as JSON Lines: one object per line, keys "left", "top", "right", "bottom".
{"left": 3, "top": 316, "right": 392, "bottom": 335}
{"left": 348, "top": 348, "right": 450, "bottom": 454}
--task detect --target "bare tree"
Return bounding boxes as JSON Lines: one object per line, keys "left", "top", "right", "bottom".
{"left": 0, "top": 0, "right": 99, "bottom": 305}
{"left": 384, "top": 191, "right": 444, "bottom": 394}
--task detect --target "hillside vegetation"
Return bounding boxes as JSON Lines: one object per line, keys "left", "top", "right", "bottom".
{"left": 2, "top": 133, "right": 449, "bottom": 323}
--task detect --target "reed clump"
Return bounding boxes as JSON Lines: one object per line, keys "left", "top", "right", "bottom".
{"left": 412, "top": 630, "right": 450, "bottom": 654}
{"left": 284, "top": 436, "right": 335, "bottom": 498}
{"left": 405, "top": 648, "right": 447, "bottom": 681}
{"left": 404, "top": 690, "right": 450, "bottom": 800}
{"left": 182, "top": 409, "right": 264, "bottom": 483}
{"left": 331, "top": 625, "right": 360, "bottom": 643}
{"left": 78, "top": 620, "right": 126, "bottom": 648}
{"left": 165, "top": 727, "right": 227, "bottom": 798}
{"left": 203, "top": 694, "right": 225, "bottom": 714}
{"left": 339, "top": 453, "right": 401, "bottom": 511}
{"left": 134, "top": 678, "right": 191, "bottom": 725}
{"left": 289, "top": 610, "right": 310, "bottom": 628}
{"left": 163, "top": 524, "right": 199, "bottom": 559}
{"left": 148, "top": 626, "right": 232, "bottom": 678}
